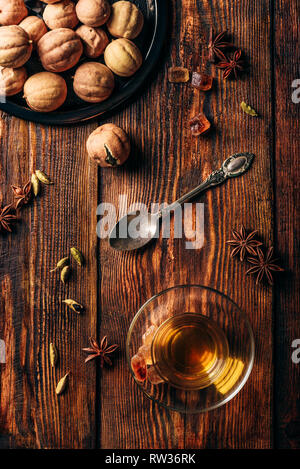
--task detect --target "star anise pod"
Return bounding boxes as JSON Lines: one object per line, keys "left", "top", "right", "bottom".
{"left": 217, "top": 49, "right": 245, "bottom": 79}
{"left": 83, "top": 336, "right": 119, "bottom": 367}
{"left": 207, "top": 30, "right": 234, "bottom": 62}
{"left": 0, "top": 204, "right": 18, "bottom": 233}
{"left": 246, "top": 246, "right": 284, "bottom": 285}
{"left": 227, "top": 225, "right": 262, "bottom": 261}
{"left": 11, "top": 181, "right": 32, "bottom": 209}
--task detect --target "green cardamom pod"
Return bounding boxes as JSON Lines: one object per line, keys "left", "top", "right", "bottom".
{"left": 62, "top": 299, "right": 84, "bottom": 314}
{"left": 70, "top": 247, "right": 85, "bottom": 266}
{"left": 50, "top": 343, "right": 58, "bottom": 367}
{"left": 50, "top": 256, "right": 69, "bottom": 273}
{"left": 56, "top": 372, "right": 69, "bottom": 395}
{"left": 241, "top": 101, "right": 258, "bottom": 117}
{"left": 31, "top": 173, "right": 40, "bottom": 196}
{"left": 35, "top": 170, "right": 54, "bottom": 185}
{"left": 60, "top": 265, "right": 71, "bottom": 284}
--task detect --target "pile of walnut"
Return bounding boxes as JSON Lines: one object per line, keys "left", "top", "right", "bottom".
{"left": 0, "top": 0, "right": 144, "bottom": 112}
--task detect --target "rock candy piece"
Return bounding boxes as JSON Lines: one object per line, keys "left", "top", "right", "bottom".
{"left": 191, "top": 72, "right": 213, "bottom": 91}
{"left": 142, "top": 324, "right": 157, "bottom": 346}
{"left": 148, "top": 366, "right": 165, "bottom": 385}
{"left": 131, "top": 354, "right": 147, "bottom": 382}
{"left": 168, "top": 67, "right": 189, "bottom": 83}
{"left": 138, "top": 344, "right": 153, "bottom": 365}
{"left": 189, "top": 113, "right": 211, "bottom": 136}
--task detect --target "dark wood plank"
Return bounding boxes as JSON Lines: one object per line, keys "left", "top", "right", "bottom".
{"left": 274, "top": 0, "right": 300, "bottom": 449}
{"left": 0, "top": 115, "right": 98, "bottom": 448}
{"left": 99, "top": 0, "right": 273, "bottom": 449}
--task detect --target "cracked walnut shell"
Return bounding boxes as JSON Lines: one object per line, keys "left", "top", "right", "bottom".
{"left": 86, "top": 124, "right": 130, "bottom": 167}
{"left": 76, "top": 25, "right": 109, "bottom": 58}
{"left": 0, "top": 66, "right": 27, "bottom": 97}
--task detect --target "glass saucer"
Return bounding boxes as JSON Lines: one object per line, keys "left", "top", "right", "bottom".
{"left": 126, "top": 285, "right": 255, "bottom": 413}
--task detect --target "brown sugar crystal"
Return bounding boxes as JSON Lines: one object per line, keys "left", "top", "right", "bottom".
{"left": 189, "top": 113, "right": 211, "bottom": 136}
{"left": 168, "top": 66, "right": 189, "bottom": 83}
{"left": 191, "top": 71, "right": 213, "bottom": 91}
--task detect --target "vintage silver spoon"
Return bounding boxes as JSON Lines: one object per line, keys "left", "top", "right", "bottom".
{"left": 109, "top": 152, "right": 255, "bottom": 251}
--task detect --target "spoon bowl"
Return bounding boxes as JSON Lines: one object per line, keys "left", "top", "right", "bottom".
{"left": 109, "top": 212, "right": 159, "bottom": 251}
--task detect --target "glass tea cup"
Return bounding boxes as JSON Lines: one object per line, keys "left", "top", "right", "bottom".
{"left": 127, "top": 285, "right": 255, "bottom": 413}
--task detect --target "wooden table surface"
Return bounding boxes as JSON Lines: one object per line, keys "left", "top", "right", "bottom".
{"left": 0, "top": 0, "right": 299, "bottom": 450}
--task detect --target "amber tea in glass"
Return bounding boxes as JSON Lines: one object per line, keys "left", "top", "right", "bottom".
{"left": 151, "top": 313, "right": 229, "bottom": 390}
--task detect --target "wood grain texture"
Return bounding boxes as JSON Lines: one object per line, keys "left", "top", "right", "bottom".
{"left": 0, "top": 116, "right": 98, "bottom": 448}
{"left": 0, "top": 0, "right": 298, "bottom": 449}
{"left": 274, "top": 0, "right": 300, "bottom": 449}
{"left": 99, "top": 0, "right": 273, "bottom": 449}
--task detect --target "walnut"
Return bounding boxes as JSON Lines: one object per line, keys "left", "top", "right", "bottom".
{"left": 104, "top": 38, "right": 142, "bottom": 77}
{"left": 76, "top": 0, "right": 111, "bottom": 27}
{"left": 37, "top": 28, "right": 83, "bottom": 73}
{"left": 23, "top": 72, "right": 67, "bottom": 112}
{"left": 19, "top": 16, "right": 48, "bottom": 46}
{"left": 43, "top": 0, "right": 79, "bottom": 30}
{"left": 86, "top": 124, "right": 130, "bottom": 167}
{"left": 73, "top": 62, "right": 114, "bottom": 103}
{"left": 0, "top": 26, "right": 32, "bottom": 68}
{"left": 107, "top": 1, "right": 144, "bottom": 39}
{"left": 0, "top": 66, "right": 27, "bottom": 97}
{"left": 76, "top": 25, "right": 109, "bottom": 58}
{"left": 0, "top": 0, "right": 28, "bottom": 26}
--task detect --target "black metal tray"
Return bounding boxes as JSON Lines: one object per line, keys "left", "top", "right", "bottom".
{"left": 0, "top": 0, "right": 167, "bottom": 125}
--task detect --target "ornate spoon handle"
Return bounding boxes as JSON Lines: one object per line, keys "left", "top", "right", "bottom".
{"left": 159, "top": 152, "right": 255, "bottom": 216}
